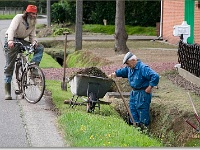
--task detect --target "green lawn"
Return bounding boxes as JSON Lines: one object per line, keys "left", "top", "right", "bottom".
{"left": 0, "top": 14, "right": 156, "bottom": 36}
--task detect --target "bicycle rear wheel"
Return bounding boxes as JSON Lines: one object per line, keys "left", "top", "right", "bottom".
{"left": 21, "top": 64, "right": 45, "bottom": 104}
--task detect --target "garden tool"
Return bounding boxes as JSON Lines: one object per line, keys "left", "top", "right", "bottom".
{"left": 113, "top": 80, "right": 136, "bottom": 127}
{"left": 184, "top": 92, "right": 200, "bottom": 132}
{"left": 61, "top": 32, "right": 69, "bottom": 91}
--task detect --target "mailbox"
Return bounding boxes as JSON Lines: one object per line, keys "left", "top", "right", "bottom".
{"left": 173, "top": 21, "right": 190, "bottom": 43}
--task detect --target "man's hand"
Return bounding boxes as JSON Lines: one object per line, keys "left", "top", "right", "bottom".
{"left": 8, "top": 40, "right": 14, "bottom": 48}
{"left": 32, "top": 40, "right": 38, "bottom": 48}
{"left": 145, "top": 86, "right": 153, "bottom": 94}
{"left": 108, "top": 72, "right": 116, "bottom": 79}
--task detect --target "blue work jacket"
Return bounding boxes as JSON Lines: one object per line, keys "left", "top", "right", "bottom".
{"left": 115, "top": 60, "right": 159, "bottom": 90}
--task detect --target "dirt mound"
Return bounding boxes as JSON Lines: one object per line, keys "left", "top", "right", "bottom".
{"left": 69, "top": 67, "right": 108, "bottom": 80}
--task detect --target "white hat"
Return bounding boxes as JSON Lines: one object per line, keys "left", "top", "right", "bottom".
{"left": 123, "top": 52, "right": 136, "bottom": 64}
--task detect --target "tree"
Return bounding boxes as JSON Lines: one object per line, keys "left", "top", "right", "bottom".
{"left": 51, "top": 1, "right": 73, "bottom": 24}
{"left": 75, "top": 0, "right": 83, "bottom": 51}
{"left": 114, "top": 0, "right": 129, "bottom": 54}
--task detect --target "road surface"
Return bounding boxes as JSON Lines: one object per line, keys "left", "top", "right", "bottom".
{"left": 0, "top": 17, "right": 66, "bottom": 147}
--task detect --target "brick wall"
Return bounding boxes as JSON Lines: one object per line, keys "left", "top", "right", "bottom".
{"left": 194, "top": 2, "right": 200, "bottom": 44}
{"left": 162, "top": 0, "right": 184, "bottom": 45}
{"left": 163, "top": 1, "right": 200, "bottom": 45}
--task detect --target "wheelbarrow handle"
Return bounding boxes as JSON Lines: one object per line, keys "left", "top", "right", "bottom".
{"left": 185, "top": 119, "right": 199, "bottom": 132}
{"left": 113, "top": 81, "right": 136, "bottom": 127}
{"left": 194, "top": 113, "right": 200, "bottom": 124}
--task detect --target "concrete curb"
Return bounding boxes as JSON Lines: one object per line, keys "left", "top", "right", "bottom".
{"left": 178, "top": 67, "right": 200, "bottom": 88}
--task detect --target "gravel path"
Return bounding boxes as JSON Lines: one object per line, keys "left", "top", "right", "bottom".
{"left": 42, "top": 61, "right": 178, "bottom": 81}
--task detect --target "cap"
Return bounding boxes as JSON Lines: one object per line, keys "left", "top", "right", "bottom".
{"left": 26, "top": 5, "right": 37, "bottom": 13}
{"left": 123, "top": 52, "right": 133, "bottom": 64}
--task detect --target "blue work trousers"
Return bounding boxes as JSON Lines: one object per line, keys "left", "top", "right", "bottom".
{"left": 129, "top": 90, "right": 152, "bottom": 126}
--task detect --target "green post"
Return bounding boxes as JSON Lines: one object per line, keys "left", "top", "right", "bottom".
{"left": 184, "top": 0, "right": 194, "bottom": 44}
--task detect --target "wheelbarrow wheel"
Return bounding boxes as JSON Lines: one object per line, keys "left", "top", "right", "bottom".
{"left": 87, "top": 92, "right": 97, "bottom": 113}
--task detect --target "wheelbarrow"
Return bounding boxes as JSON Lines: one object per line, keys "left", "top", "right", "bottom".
{"left": 68, "top": 74, "right": 113, "bottom": 113}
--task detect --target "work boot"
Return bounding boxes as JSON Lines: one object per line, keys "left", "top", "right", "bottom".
{"left": 136, "top": 123, "right": 141, "bottom": 128}
{"left": 5, "top": 83, "right": 12, "bottom": 100}
{"left": 135, "top": 123, "right": 141, "bottom": 131}
{"left": 139, "top": 123, "right": 149, "bottom": 134}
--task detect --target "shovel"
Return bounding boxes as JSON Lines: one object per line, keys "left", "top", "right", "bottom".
{"left": 113, "top": 80, "right": 136, "bottom": 127}
{"left": 61, "top": 32, "right": 69, "bottom": 91}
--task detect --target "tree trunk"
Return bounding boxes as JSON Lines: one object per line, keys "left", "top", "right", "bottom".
{"left": 114, "top": 0, "right": 129, "bottom": 54}
{"left": 75, "top": 0, "right": 83, "bottom": 51}
{"left": 47, "top": 0, "right": 51, "bottom": 27}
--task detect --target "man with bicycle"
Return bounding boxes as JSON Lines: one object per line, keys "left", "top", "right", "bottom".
{"left": 3, "top": 5, "right": 44, "bottom": 100}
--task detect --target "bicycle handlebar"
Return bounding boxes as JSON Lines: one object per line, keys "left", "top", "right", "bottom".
{"left": 14, "top": 41, "right": 37, "bottom": 54}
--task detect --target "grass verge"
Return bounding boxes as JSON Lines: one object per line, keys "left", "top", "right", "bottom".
{"left": 41, "top": 50, "right": 163, "bottom": 147}
{"left": 40, "top": 52, "right": 62, "bottom": 68}
{"left": 45, "top": 80, "right": 163, "bottom": 147}
{"left": 66, "top": 50, "right": 112, "bottom": 68}
{"left": 0, "top": 14, "right": 15, "bottom": 19}
{"left": 82, "top": 24, "right": 156, "bottom": 36}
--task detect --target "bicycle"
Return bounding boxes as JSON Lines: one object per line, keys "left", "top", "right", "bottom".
{"left": 14, "top": 41, "right": 45, "bottom": 104}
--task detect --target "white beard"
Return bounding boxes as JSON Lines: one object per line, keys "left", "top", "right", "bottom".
{"left": 27, "top": 16, "right": 37, "bottom": 27}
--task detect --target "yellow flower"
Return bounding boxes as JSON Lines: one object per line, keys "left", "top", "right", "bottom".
{"left": 80, "top": 125, "right": 86, "bottom": 132}
{"left": 105, "top": 133, "right": 111, "bottom": 137}
{"left": 90, "top": 135, "right": 94, "bottom": 140}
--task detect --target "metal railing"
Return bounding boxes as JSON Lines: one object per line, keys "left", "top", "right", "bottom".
{"left": 178, "top": 40, "right": 200, "bottom": 77}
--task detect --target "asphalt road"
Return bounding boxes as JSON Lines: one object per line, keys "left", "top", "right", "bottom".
{"left": 0, "top": 17, "right": 66, "bottom": 147}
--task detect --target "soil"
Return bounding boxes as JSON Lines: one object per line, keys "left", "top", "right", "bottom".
{"left": 41, "top": 39, "right": 200, "bottom": 147}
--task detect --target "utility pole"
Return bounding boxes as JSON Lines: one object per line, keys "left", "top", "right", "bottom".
{"left": 75, "top": 0, "right": 83, "bottom": 50}
{"left": 47, "top": 0, "right": 51, "bottom": 27}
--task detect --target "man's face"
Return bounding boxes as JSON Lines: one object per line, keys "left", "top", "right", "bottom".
{"left": 125, "top": 59, "right": 137, "bottom": 69}
{"left": 28, "top": 12, "right": 37, "bottom": 20}
{"left": 27, "top": 12, "right": 37, "bottom": 27}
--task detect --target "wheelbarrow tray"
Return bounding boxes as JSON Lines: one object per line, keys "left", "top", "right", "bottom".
{"left": 69, "top": 74, "right": 113, "bottom": 98}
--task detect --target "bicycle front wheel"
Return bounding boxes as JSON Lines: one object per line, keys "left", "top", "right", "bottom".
{"left": 21, "top": 64, "right": 45, "bottom": 104}
{"left": 15, "top": 62, "right": 23, "bottom": 94}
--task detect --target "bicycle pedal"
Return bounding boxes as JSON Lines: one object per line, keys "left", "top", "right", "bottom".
{"left": 15, "top": 90, "right": 22, "bottom": 95}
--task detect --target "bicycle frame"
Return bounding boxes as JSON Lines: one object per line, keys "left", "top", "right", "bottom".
{"left": 17, "top": 51, "right": 35, "bottom": 76}
{"left": 14, "top": 41, "right": 46, "bottom": 103}
{"left": 15, "top": 42, "right": 37, "bottom": 93}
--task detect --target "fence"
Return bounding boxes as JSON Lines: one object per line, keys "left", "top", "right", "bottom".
{"left": 178, "top": 40, "right": 200, "bottom": 77}
{"left": 0, "top": 7, "right": 24, "bottom": 15}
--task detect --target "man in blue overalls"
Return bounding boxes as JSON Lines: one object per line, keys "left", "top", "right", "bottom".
{"left": 109, "top": 52, "right": 159, "bottom": 131}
